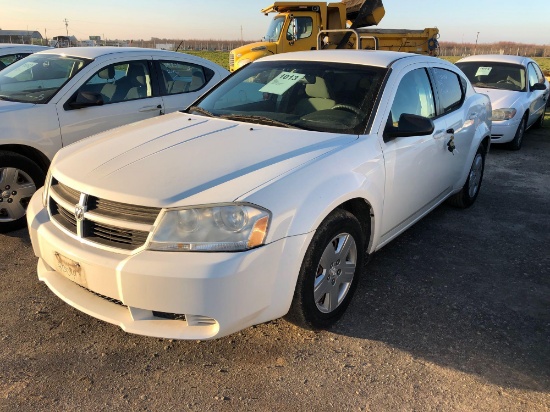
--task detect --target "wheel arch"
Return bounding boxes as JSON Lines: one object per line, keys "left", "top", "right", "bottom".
{"left": 1, "top": 144, "right": 51, "bottom": 172}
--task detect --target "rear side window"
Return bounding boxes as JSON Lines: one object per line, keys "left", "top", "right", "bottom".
{"left": 432, "top": 68, "right": 464, "bottom": 114}
{"left": 157, "top": 61, "right": 214, "bottom": 96}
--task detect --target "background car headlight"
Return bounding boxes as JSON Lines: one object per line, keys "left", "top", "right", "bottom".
{"left": 148, "top": 203, "right": 270, "bottom": 252}
{"left": 491, "top": 108, "right": 517, "bottom": 121}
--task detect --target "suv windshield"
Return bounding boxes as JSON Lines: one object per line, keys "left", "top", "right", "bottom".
{"left": 456, "top": 61, "right": 526, "bottom": 92}
{"left": 0, "top": 54, "right": 91, "bottom": 103}
{"left": 191, "top": 60, "right": 387, "bottom": 135}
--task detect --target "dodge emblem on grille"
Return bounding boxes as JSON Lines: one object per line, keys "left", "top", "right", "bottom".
{"left": 74, "top": 204, "right": 85, "bottom": 222}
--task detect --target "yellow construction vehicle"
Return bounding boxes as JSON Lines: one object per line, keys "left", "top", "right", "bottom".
{"left": 229, "top": 0, "right": 439, "bottom": 71}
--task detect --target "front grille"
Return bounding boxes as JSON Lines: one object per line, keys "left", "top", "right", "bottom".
{"left": 48, "top": 179, "right": 161, "bottom": 251}
{"left": 88, "top": 220, "right": 150, "bottom": 251}
{"left": 88, "top": 196, "right": 159, "bottom": 225}
{"left": 79, "top": 284, "right": 125, "bottom": 307}
{"left": 229, "top": 53, "right": 235, "bottom": 70}
{"left": 50, "top": 199, "right": 77, "bottom": 234}
{"left": 153, "top": 311, "right": 186, "bottom": 321}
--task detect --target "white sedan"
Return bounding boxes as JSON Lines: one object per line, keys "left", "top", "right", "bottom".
{"left": 0, "top": 44, "right": 51, "bottom": 70}
{"left": 0, "top": 47, "right": 228, "bottom": 231}
{"left": 456, "top": 54, "right": 549, "bottom": 150}
{"left": 27, "top": 50, "right": 491, "bottom": 340}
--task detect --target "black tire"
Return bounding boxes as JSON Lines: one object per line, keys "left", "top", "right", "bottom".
{"left": 286, "top": 209, "right": 365, "bottom": 329}
{"left": 0, "top": 151, "right": 46, "bottom": 233}
{"left": 447, "top": 144, "right": 485, "bottom": 209}
{"left": 508, "top": 115, "right": 526, "bottom": 151}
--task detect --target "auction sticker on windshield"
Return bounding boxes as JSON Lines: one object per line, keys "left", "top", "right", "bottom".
{"left": 260, "top": 72, "right": 305, "bottom": 95}
{"left": 475, "top": 67, "right": 492, "bottom": 77}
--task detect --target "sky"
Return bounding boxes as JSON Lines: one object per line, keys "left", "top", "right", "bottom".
{"left": 1, "top": 0, "right": 549, "bottom": 45}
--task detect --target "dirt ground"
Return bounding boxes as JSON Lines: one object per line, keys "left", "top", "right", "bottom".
{"left": 1, "top": 118, "right": 549, "bottom": 411}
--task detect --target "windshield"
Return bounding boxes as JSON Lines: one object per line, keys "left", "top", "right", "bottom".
{"left": 456, "top": 61, "right": 526, "bottom": 91}
{"left": 190, "top": 60, "right": 387, "bottom": 135}
{"left": 0, "top": 54, "right": 91, "bottom": 103}
{"left": 264, "top": 17, "right": 285, "bottom": 42}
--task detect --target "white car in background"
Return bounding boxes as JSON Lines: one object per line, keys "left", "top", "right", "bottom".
{"left": 456, "top": 54, "right": 549, "bottom": 150}
{"left": 28, "top": 50, "right": 491, "bottom": 340}
{"left": 0, "top": 47, "right": 228, "bottom": 231}
{"left": 0, "top": 44, "right": 52, "bottom": 70}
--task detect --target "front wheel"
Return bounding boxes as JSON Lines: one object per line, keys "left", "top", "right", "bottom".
{"left": 447, "top": 144, "right": 485, "bottom": 209}
{"left": 0, "top": 151, "right": 45, "bottom": 233}
{"left": 508, "top": 115, "right": 526, "bottom": 150}
{"left": 286, "top": 209, "right": 365, "bottom": 329}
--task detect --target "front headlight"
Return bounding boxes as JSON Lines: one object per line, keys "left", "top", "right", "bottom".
{"left": 148, "top": 203, "right": 271, "bottom": 252}
{"left": 491, "top": 108, "right": 517, "bottom": 121}
{"left": 42, "top": 168, "right": 52, "bottom": 207}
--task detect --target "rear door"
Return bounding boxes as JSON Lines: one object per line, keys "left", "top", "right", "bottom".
{"left": 153, "top": 58, "right": 217, "bottom": 114}
{"left": 55, "top": 55, "right": 164, "bottom": 147}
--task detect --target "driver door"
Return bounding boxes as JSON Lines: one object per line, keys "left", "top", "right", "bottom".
{"left": 379, "top": 66, "right": 453, "bottom": 243}
{"left": 56, "top": 57, "right": 164, "bottom": 147}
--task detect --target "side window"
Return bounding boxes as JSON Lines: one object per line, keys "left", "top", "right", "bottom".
{"left": 158, "top": 61, "right": 213, "bottom": 95}
{"left": 287, "top": 17, "right": 313, "bottom": 40}
{"left": 432, "top": 68, "right": 464, "bottom": 114}
{"left": 532, "top": 63, "right": 545, "bottom": 84}
{"left": 389, "top": 68, "right": 436, "bottom": 127}
{"left": 0, "top": 53, "right": 31, "bottom": 69}
{"left": 527, "top": 64, "right": 539, "bottom": 88}
{"left": 79, "top": 60, "right": 152, "bottom": 104}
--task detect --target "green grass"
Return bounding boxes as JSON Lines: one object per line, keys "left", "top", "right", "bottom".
{"left": 181, "top": 50, "right": 230, "bottom": 70}
{"left": 181, "top": 50, "right": 550, "bottom": 77}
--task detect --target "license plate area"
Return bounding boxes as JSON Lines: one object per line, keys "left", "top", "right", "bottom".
{"left": 54, "top": 252, "right": 87, "bottom": 287}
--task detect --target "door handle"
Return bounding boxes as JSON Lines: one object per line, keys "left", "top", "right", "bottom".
{"left": 139, "top": 104, "right": 162, "bottom": 112}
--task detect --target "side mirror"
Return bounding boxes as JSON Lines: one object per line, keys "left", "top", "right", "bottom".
{"left": 531, "top": 82, "right": 547, "bottom": 91}
{"left": 384, "top": 113, "right": 435, "bottom": 140}
{"left": 68, "top": 91, "right": 104, "bottom": 109}
{"left": 287, "top": 15, "right": 297, "bottom": 44}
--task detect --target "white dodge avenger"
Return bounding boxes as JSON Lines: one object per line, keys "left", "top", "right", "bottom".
{"left": 27, "top": 50, "right": 491, "bottom": 340}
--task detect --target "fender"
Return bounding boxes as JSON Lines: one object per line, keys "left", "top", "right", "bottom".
{"left": 0, "top": 103, "right": 62, "bottom": 161}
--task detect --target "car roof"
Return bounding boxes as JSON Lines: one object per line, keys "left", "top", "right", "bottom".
{"left": 35, "top": 46, "right": 194, "bottom": 60}
{"left": 256, "top": 49, "right": 442, "bottom": 68}
{"left": 0, "top": 44, "right": 51, "bottom": 51}
{"left": 456, "top": 54, "right": 532, "bottom": 66}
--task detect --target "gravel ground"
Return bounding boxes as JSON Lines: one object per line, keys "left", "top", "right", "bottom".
{"left": 1, "top": 122, "right": 549, "bottom": 411}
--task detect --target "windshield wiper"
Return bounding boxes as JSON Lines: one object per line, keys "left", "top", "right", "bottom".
{"left": 187, "top": 106, "right": 215, "bottom": 117}
{"left": 220, "top": 114, "right": 301, "bottom": 129}
{"left": 0, "top": 95, "right": 15, "bottom": 102}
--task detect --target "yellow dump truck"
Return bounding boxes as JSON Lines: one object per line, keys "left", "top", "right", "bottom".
{"left": 229, "top": 0, "right": 439, "bottom": 72}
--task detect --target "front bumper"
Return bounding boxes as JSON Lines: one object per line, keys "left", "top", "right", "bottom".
{"left": 489, "top": 119, "right": 521, "bottom": 144}
{"left": 27, "top": 190, "right": 312, "bottom": 340}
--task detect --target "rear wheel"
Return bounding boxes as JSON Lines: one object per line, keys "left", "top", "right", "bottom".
{"left": 532, "top": 109, "right": 545, "bottom": 129}
{"left": 286, "top": 209, "right": 365, "bottom": 329}
{"left": 508, "top": 115, "right": 526, "bottom": 150}
{"left": 0, "top": 151, "right": 45, "bottom": 233}
{"left": 447, "top": 144, "right": 485, "bottom": 209}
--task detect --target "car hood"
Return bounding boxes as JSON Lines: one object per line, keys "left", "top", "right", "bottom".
{"left": 0, "top": 99, "right": 34, "bottom": 113}
{"left": 472, "top": 87, "right": 523, "bottom": 109}
{"left": 53, "top": 112, "right": 357, "bottom": 207}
